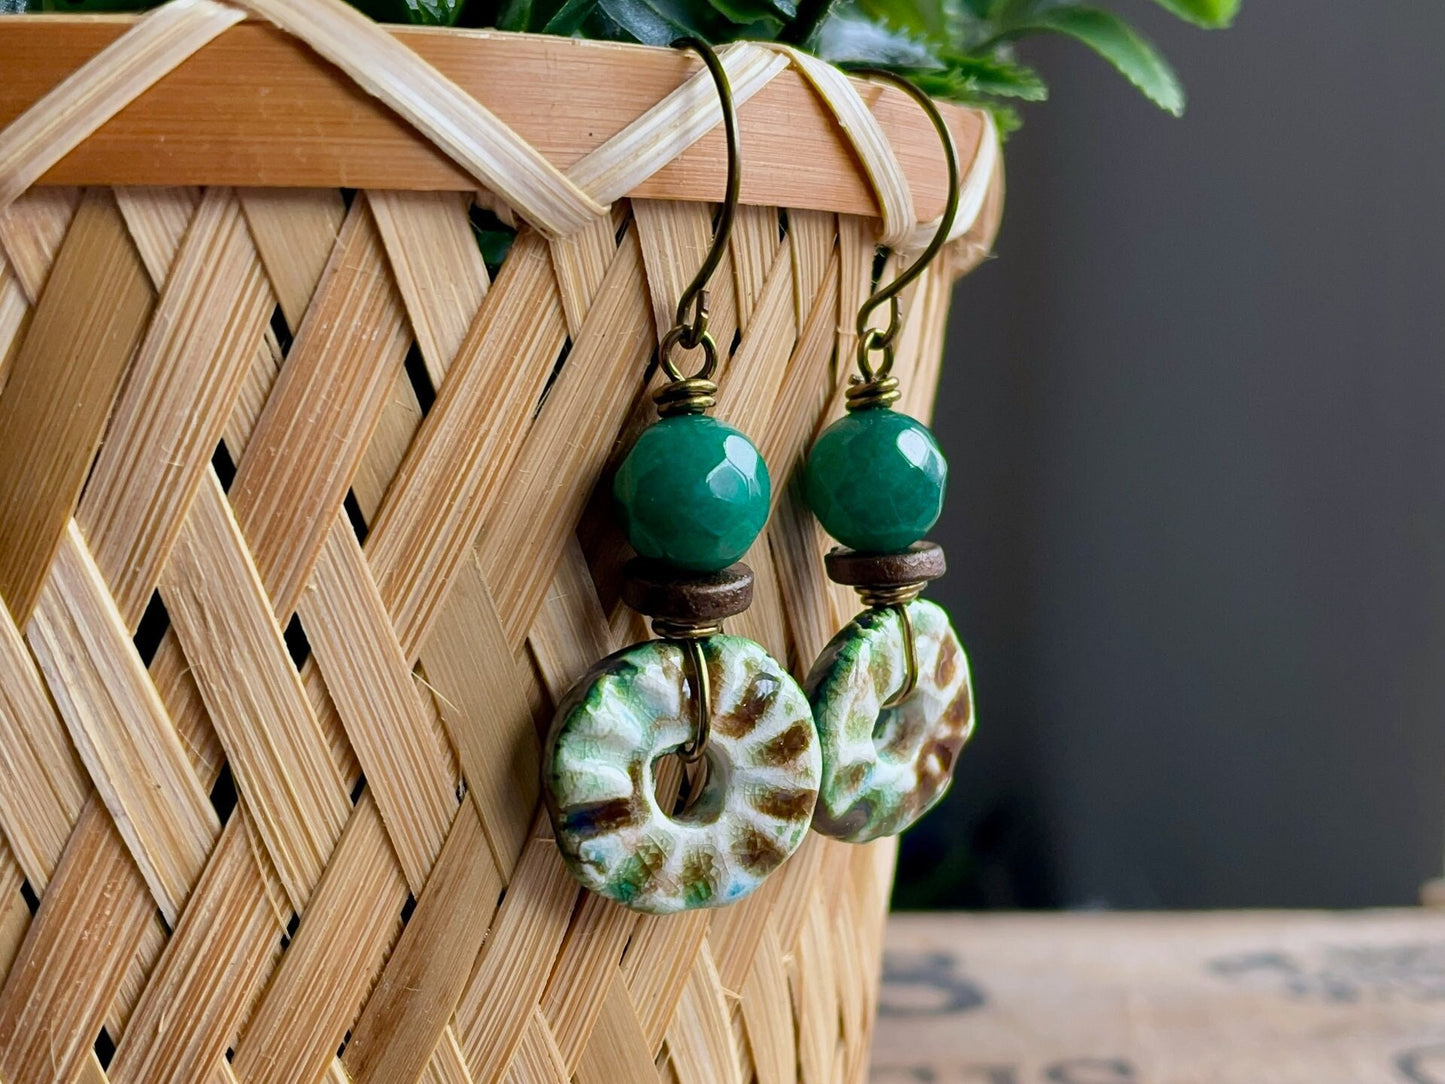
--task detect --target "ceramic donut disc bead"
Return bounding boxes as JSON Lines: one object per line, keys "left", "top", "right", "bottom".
{"left": 804, "top": 599, "right": 975, "bottom": 843}
{"left": 544, "top": 635, "right": 820, "bottom": 914}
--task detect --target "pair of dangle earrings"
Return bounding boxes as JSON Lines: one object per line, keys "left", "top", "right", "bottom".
{"left": 542, "top": 43, "right": 974, "bottom": 915}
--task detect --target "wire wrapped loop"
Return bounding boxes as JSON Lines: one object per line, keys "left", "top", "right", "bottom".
{"left": 854, "top": 581, "right": 926, "bottom": 709}
{"left": 848, "top": 327, "right": 901, "bottom": 410}
{"left": 656, "top": 326, "right": 720, "bottom": 416}
{"left": 650, "top": 618, "right": 720, "bottom": 763}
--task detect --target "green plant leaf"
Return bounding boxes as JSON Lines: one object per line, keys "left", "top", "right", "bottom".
{"left": 816, "top": 7, "right": 941, "bottom": 67}
{"left": 588, "top": 0, "right": 720, "bottom": 43}
{"left": 915, "top": 52, "right": 1046, "bottom": 100}
{"left": 541, "top": 0, "right": 595, "bottom": 31}
{"left": 1147, "top": 0, "right": 1238, "bottom": 29}
{"left": 853, "top": 0, "right": 944, "bottom": 41}
{"left": 342, "top": 0, "right": 465, "bottom": 21}
{"left": 494, "top": 0, "right": 532, "bottom": 29}
{"left": 707, "top": 0, "right": 794, "bottom": 28}
{"left": 1005, "top": 5, "right": 1184, "bottom": 114}
{"left": 400, "top": 0, "right": 465, "bottom": 23}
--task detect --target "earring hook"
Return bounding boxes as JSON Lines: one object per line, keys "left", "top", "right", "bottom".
{"left": 850, "top": 70, "right": 961, "bottom": 385}
{"left": 659, "top": 37, "right": 742, "bottom": 387}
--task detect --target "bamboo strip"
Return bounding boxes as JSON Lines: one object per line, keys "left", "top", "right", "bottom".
{"left": 549, "top": 213, "right": 622, "bottom": 338}
{"left": 344, "top": 802, "right": 497, "bottom": 1084}
{"left": 424, "top": 1031, "right": 477, "bottom": 1084}
{"left": 78, "top": 185, "right": 274, "bottom": 627}
{"left": 160, "top": 474, "right": 350, "bottom": 910}
{"left": 505, "top": 1011, "right": 571, "bottom": 1084}
{"left": 0, "top": 0, "right": 243, "bottom": 212}
{"left": 706, "top": 857, "right": 786, "bottom": 997}
{"left": 836, "top": 214, "right": 874, "bottom": 372}
{"left": 229, "top": 198, "right": 411, "bottom": 615}
{"left": 0, "top": 797, "right": 153, "bottom": 1084}
{"left": 623, "top": 912, "right": 711, "bottom": 1052}
{"left": 0, "top": 841, "right": 27, "bottom": 987}
{"left": 113, "top": 185, "right": 201, "bottom": 288}
{"left": 663, "top": 945, "right": 745, "bottom": 1084}
{"left": 738, "top": 923, "right": 796, "bottom": 1084}
{"left": 416, "top": 552, "right": 541, "bottom": 879}
{"left": 572, "top": 972, "right": 664, "bottom": 1084}
{"left": 114, "top": 186, "right": 297, "bottom": 487}
{"left": 0, "top": 603, "right": 87, "bottom": 893}
{"left": 758, "top": 44, "right": 911, "bottom": 248}
{"left": 528, "top": 536, "right": 617, "bottom": 698}
{"left": 730, "top": 204, "right": 781, "bottom": 331}
{"left": 230, "top": 794, "right": 408, "bottom": 1084}
{"left": 237, "top": 188, "right": 346, "bottom": 328}
{"left": 148, "top": 616, "right": 226, "bottom": 789}
{"left": 303, "top": 522, "right": 460, "bottom": 892}
{"left": 299, "top": 661, "right": 365, "bottom": 793}
{"left": 725, "top": 544, "right": 789, "bottom": 691}
{"left": 723, "top": 829, "right": 825, "bottom": 992}
{"left": 568, "top": 43, "right": 787, "bottom": 209}
{"left": 792, "top": 894, "right": 840, "bottom": 1084}
{"left": 730, "top": 1006, "right": 757, "bottom": 1084}
{"left": 452, "top": 836, "right": 578, "bottom": 1079}
{"left": 0, "top": 24, "right": 981, "bottom": 222}
{"left": 786, "top": 209, "right": 834, "bottom": 325}
{"left": 633, "top": 198, "right": 738, "bottom": 362}
{"left": 830, "top": 887, "right": 868, "bottom": 1075}
{"left": 0, "top": 189, "right": 154, "bottom": 624}
{"left": 107, "top": 814, "right": 281, "bottom": 1084}
{"left": 0, "top": 261, "right": 27, "bottom": 391}
{"left": 0, "top": 187, "right": 80, "bottom": 303}
{"left": 223, "top": 321, "right": 286, "bottom": 458}
{"left": 237, "top": 0, "right": 606, "bottom": 236}
{"left": 365, "top": 230, "right": 565, "bottom": 655}
{"left": 531, "top": 892, "right": 638, "bottom": 1072}
{"left": 476, "top": 230, "right": 654, "bottom": 644}
{"left": 370, "top": 189, "right": 490, "bottom": 383}
{"left": 353, "top": 374, "right": 427, "bottom": 531}
{"left": 948, "top": 157, "right": 1006, "bottom": 281}
{"left": 714, "top": 238, "right": 796, "bottom": 433}
{"left": 27, "top": 522, "right": 218, "bottom": 923}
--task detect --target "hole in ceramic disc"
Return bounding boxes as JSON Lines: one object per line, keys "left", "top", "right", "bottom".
{"left": 651, "top": 747, "right": 728, "bottom": 827}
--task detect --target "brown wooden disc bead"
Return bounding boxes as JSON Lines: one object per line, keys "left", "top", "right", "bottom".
{"left": 620, "top": 559, "right": 755, "bottom": 623}
{"left": 824, "top": 540, "right": 947, "bottom": 588}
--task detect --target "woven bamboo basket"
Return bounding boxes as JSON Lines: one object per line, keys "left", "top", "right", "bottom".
{"left": 0, "top": 3, "right": 1002, "bottom": 1081}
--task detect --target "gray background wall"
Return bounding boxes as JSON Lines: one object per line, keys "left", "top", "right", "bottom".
{"left": 904, "top": 1, "right": 1445, "bottom": 909}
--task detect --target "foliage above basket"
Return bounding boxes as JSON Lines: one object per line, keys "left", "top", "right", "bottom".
{"left": 23, "top": 0, "right": 1238, "bottom": 126}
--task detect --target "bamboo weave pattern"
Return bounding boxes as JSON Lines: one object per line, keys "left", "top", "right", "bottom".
{"left": 0, "top": 5, "right": 1003, "bottom": 1081}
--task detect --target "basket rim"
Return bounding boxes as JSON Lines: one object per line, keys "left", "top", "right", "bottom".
{"left": 1, "top": 16, "right": 993, "bottom": 221}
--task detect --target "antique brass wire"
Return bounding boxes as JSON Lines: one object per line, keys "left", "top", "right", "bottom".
{"left": 847, "top": 69, "right": 961, "bottom": 399}
{"left": 856, "top": 581, "right": 925, "bottom": 709}
{"left": 649, "top": 618, "right": 717, "bottom": 764}
{"left": 652, "top": 36, "right": 740, "bottom": 415}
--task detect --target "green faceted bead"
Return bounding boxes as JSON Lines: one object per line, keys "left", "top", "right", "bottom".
{"left": 804, "top": 408, "right": 946, "bottom": 553}
{"left": 614, "top": 415, "right": 771, "bottom": 572}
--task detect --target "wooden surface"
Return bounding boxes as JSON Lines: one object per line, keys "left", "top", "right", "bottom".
{"left": 0, "top": 18, "right": 985, "bottom": 222}
{"left": 874, "top": 910, "right": 1445, "bottom": 1083}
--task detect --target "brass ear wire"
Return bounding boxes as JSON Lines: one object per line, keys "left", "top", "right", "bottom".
{"left": 848, "top": 70, "right": 961, "bottom": 407}
{"left": 653, "top": 37, "right": 742, "bottom": 418}
{"left": 652, "top": 36, "right": 743, "bottom": 769}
